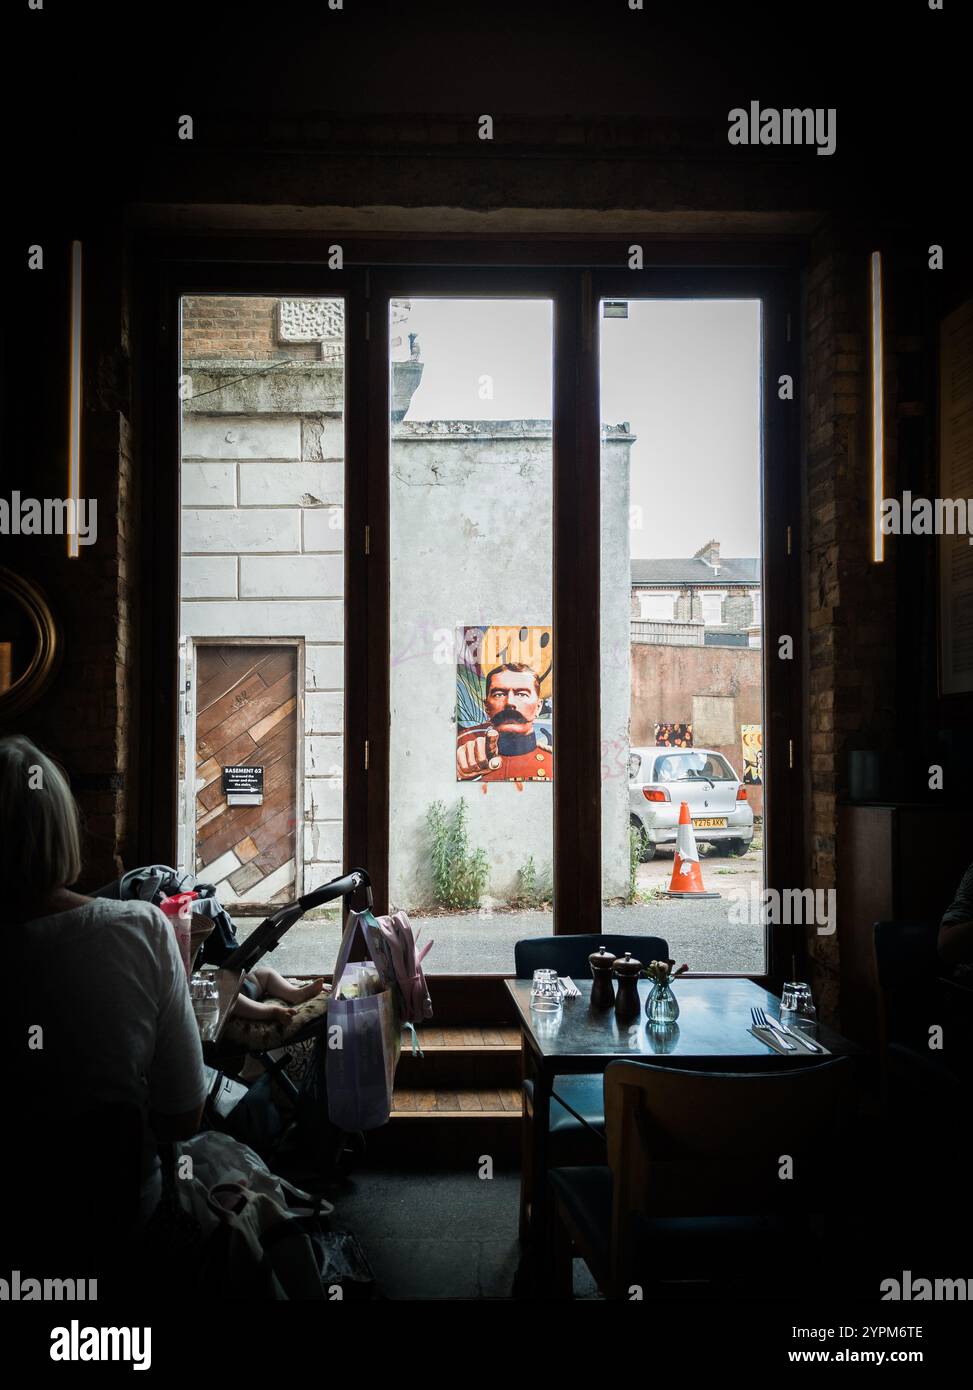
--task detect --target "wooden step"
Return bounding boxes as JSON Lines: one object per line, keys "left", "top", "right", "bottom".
{"left": 402, "top": 1024, "right": 521, "bottom": 1051}
{"left": 391, "top": 1085, "right": 522, "bottom": 1119}
{"left": 369, "top": 1009, "right": 526, "bottom": 1163}
{"left": 369, "top": 1082, "right": 523, "bottom": 1166}
{"left": 396, "top": 1021, "right": 522, "bottom": 1088}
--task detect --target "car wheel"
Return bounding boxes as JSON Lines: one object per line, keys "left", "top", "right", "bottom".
{"left": 726, "top": 838, "right": 749, "bottom": 856}
{"left": 630, "top": 817, "right": 655, "bottom": 862}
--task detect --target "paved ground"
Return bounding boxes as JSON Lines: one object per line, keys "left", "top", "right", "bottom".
{"left": 235, "top": 844, "right": 765, "bottom": 976}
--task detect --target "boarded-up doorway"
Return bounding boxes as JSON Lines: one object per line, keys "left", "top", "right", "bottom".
{"left": 194, "top": 643, "right": 300, "bottom": 911}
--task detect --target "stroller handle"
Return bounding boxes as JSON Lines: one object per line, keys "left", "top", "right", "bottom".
{"left": 216, "top": 869, "right": 373, "bottom": 975}
{"left": 299, "top": 868, "right": 372, "bottom": 911}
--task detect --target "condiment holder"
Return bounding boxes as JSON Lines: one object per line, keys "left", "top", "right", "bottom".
{"left": 588, "top": 947, "right": 617, "bottom": 1009}
{"left": 612, "top": 951, "right": 643, "bottom": 1022}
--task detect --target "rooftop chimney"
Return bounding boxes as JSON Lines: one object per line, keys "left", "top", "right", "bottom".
{"left": 694, "top": 539, "right": 720, "bottom": 569}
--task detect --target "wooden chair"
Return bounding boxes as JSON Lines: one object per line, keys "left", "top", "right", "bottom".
{"left": 547, "top": 1057, "right": 855, "bottom": 1299}
{"left": 516, "top": 933, "right": 668, "bottom": 1239}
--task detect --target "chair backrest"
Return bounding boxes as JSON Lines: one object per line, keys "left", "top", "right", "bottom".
{"left": 873, "top": 920, "right": 941, "bottom": 1053}
{"left": 604, "top": 1057, "right": 854, "bottom": 1229}
{"left": 514, "top": 933, "right": 669, "bottom": 981}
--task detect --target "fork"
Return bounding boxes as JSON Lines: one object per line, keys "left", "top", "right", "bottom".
{"left": 750, "top": 1005, "right": 796, "bottom": 1050}
{"left": 559, "top": 977, "right": 581, "bottom": 998}
{"left": 755, "top": 1005, "right": 824, "bottom": 1054}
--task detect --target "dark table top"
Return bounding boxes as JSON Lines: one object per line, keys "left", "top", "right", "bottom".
{"left": 506, "top": 977, "right": 858, "bottom": 1067}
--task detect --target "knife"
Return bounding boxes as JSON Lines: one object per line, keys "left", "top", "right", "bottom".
{"left": 751, "top": 1025, "right": 796, "bottom": 1052}
{"left": 767, "top": 1018, "right": 825, "bottom": 1054}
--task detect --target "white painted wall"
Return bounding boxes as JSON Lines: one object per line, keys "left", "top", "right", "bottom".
{"left": 388, "top": 422, "right": 633, "bottom": 909}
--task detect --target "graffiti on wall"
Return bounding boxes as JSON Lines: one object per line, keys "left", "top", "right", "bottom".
{"left": 741, "top": 723, "right": 763, "bottom": 784}
{"left": 655, "top": 722, "right": 693, "bottom": 748}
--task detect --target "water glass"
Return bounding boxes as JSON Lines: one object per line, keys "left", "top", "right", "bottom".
{"left": 780, "top": 980, "right": 817, "bottom": 1031}
{"left": 529, "top": 968, "right": 563, "bottom": 1012}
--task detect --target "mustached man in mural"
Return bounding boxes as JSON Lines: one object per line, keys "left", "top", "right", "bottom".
{"left": 456, "top": 626, "right": 553, "bottom": 783}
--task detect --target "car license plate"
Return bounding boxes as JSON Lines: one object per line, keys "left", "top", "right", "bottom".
{"left": 693, "top": 817, "right": 727, "bottom": 829}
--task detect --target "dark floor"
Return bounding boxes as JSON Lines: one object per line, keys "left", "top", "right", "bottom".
{"left": 333, "top": 1166, "right": 525, "bottom": 1299}
{"left": 278, "top": 1155, "right": 599, "bottom": 1300}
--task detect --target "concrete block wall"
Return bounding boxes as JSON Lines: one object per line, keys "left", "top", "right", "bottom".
{"left": 179, "top": 364, "right": 346, "bottom": 902}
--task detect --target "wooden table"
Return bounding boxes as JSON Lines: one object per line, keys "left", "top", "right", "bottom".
{"left": 507, "top": 976, "right": 861, "bottom": 1274}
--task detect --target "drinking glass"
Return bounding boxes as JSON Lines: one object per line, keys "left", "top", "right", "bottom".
{"left": 529, "top": 968, "right": 563, "bottom": 1012}
{"left": 780, "top": 980, "right": 817, "bottom": 1032}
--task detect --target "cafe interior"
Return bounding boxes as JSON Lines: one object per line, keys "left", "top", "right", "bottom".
{"left": 2, "top": 1, "right": 971, "bottom": 1316}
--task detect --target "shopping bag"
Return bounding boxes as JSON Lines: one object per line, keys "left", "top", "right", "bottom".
{"left": 325, "top": 910, "right": 402, "bottom": 1131}
{"left": 325, "top": 990, "right": 400, "bottom": 1132}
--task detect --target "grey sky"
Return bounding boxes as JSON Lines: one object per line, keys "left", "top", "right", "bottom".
{"left": 401, "top": 297, "right": 761, "bottom": 560}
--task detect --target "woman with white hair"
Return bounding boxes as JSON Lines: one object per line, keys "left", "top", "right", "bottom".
{"left": 1, "top": 734, "right": 207, "bottom": 1227}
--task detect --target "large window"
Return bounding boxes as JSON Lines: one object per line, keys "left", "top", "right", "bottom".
{"left": 150, "top": 263, "right": 795, "bottom": 979}
{"left": 599, "top": 299, "right": 766, "bottom": 974}
{"left": 387, "top": 298, "right": 554, "bottom": 972}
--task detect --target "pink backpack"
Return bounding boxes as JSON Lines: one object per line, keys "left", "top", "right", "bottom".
{"left": 371, "top": 910, "right": 433, "bottom": 1025}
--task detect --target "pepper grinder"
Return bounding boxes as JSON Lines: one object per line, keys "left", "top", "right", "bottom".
{"left": 588, "top": 947, "right": 617, "bottom": 1009}
{"left": 613, "top": 952, "right": 643, "bottom": 1023}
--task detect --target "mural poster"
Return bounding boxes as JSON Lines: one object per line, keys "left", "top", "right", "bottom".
{"left": 456, "top": 626, "right": 553, "bottom": 783}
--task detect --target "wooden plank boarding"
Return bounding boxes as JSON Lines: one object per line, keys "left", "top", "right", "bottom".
{"left": 194, "top": 643, "right": 299, "bottom": 907}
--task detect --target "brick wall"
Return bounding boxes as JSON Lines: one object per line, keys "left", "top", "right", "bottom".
{"left": 630, "top": 642, "right": 764, "bottom": 818}
{"left": 803, "top": 225, "right": 899, "bottom": 1019}
{"left": 6, "top": 226, "right": 137, "bottom": 890}
{"left": 182, "top": 297, "right": 319, "bottom": 362}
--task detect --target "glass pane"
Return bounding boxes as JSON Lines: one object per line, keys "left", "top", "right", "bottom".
{"left": 600, "top": 299, "right": 765, "bottom": 974}
{"left": 389, "top": 298, "right": 554, "bottom": 972}
{"left": 178, "top": 295, "right": 345, "bottom": 963}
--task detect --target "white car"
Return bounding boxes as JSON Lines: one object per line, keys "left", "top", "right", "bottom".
{"left": 628, "top": 746, "right": 754, "bottom": 861}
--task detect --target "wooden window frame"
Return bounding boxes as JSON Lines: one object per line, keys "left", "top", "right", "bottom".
{"left": 132, "top": 238, "right": 805, "bottom": 988}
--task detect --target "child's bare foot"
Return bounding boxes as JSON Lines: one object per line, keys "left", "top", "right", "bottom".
{"left": 234, "top": 998, "right": 296, "bottom": 1025}
{"left": 269, "top": 977, "right": 326, "bottom": 1004}
{"left": 291, "top": 978, "right": 326, "bottom": 1003}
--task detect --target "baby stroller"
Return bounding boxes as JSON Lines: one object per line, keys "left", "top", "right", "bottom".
{"left": 202, "top": 868, "right": 373, "bottom": 1176}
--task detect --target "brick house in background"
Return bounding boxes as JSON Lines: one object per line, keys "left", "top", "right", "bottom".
{"left": 630, "top": 540, "right": 763, "bottom": 815}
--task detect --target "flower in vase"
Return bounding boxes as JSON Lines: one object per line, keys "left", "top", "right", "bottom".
{"left": 642, "top": 959, "right": 689, "bottom": 987}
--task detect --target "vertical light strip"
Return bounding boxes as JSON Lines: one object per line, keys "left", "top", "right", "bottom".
{"left": 67, "top": 240, "right": 82, "bottom": 558}
{"left": 870, "top": 250, "right": 885, "bottom": 563}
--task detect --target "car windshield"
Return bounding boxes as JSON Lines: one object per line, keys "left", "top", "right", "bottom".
{"left": 653, "top": 751, "right": 736, "bottom": 782}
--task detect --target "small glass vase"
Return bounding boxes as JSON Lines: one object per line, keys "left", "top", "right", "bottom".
{"left": 645, "top": 980, "right": 680, "bottom": 1024}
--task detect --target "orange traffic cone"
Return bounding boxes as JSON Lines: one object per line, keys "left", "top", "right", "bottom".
{"left": 665, "top": 801, "right": 720, "bottom": 899}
